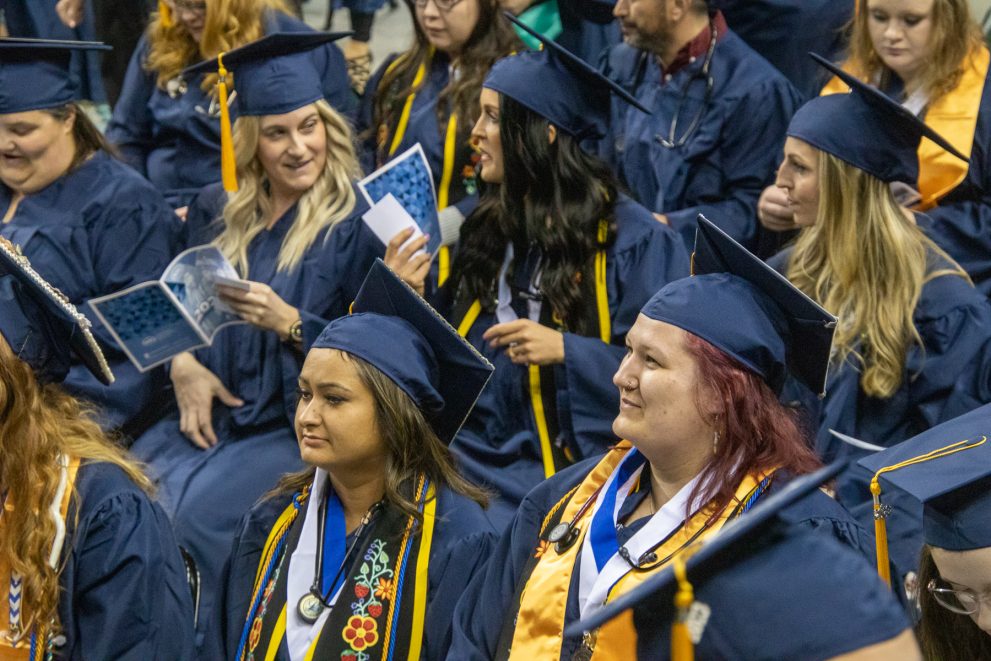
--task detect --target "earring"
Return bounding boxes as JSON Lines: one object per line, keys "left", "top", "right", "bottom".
{"left": 712, "top": 430, "right": 719, "bottom": 455}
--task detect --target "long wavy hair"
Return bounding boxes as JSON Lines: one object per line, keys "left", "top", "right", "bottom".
{"left": 846, "top": 0, "right": 983, "bottom": 101}
{"left": 786, "top": 151, "right": 967, "bottom": 399}
{"left": 145, "top": 0, "right": 290, "bottom": 90}
{"left": 451, "top": 94, "right": 618, "bottom": 334}
{"left": 683, "top": 333, "right": 822, "bottom": 519}
{"left": 274, "top": 351, "right": 487, "bottom": 520}
{"left": 0, "top": 338, "right": 151, "bottom": 642}
{"left": 370, "top": 0, "right": 518, "bottom": 150}
{"left": 213, "top": 100, "right": 360, "bottom": 276}
{"left": 917, "top": 545, "right": 991, "bottom": 659}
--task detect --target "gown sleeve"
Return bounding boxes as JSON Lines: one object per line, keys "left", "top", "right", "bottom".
{"left": 64, "top": 483, "right": 196, "bottom": 660}
{"left": 106, "top": 36, "right": 156, "bottom": 177}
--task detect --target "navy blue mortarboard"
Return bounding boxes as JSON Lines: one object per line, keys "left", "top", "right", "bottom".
{"left": 858, "top": 403, "right": 991, "bottom": 553}
{"left": 0, "top": 38, "right": 112, "bottom": 114}
{"left": 311, "top": 260, "right": 493, "bottom": 444}
{"left": 788, "top": 52, "right": 968, "bottom": 184}
{"left": 641, "top": 215, "right": 835, "bottom": 395}
{"left": 182, "top": 31, "right": 349, "bottom": 191}
{"left": 0, "top": 238, "right": 113, "bottom": 385}
{"left": 563, "top": 460, "right": 911, "bottom": 660}
{"left": 484, "top": 14, "right": 650, "bottom": 139}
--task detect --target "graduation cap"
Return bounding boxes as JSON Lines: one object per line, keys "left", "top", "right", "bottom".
{"left": 787, "top": 52, "right": 968, "bottom": 184}
{"left": 642, "top": 215, "right": 836, "bottom": 396}
{"left": 0, "top": 238, "right": 113, "bottom": 385}
{"left": 564, "top": 459, "right": 899, "bottom": 659}
{"left": 182, "top": 31, "right": 350, "bottom": 192}
{"left": 0, "top": 38, "right": 112, "bottom": 114}
{"left": 483, "top": 13, "right": 650, "bottom": 139}
{"left": 311, "top": 260, "right": 494, "bottom": 444}
{"left": 857, "top": 403, "right": 991, "bottom": 562}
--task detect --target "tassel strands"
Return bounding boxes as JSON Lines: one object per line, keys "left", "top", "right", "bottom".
{"left": 671, "top": 554, "right": 695, "bottom": 661}
{"left": 216, "top": 52, "right": 239, "bottom": 192}
{"left": 158, "top": 1, "right": 174, "bottom": 27}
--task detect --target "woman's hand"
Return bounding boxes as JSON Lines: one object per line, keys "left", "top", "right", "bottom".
{"left": 56, "top": 0, "right": 85, "bottom": 27}
{"left": 757, "top": 185, "right": 796, "bottom": 232}
{"left": 383, "top": 228, "right": 431, "bottom": 295}
{"left": 217, "top": 281, "right": 299, "bottom": 338}
{"left": 170, "top": 352, "right": 244, "bottom": 449}
{"left": 483, "top": 319, "right": 565, "bottom": 366}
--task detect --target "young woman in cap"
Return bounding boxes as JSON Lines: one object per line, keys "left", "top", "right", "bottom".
{"left": 219, "top": 261, "right": 495, "bottom": 660}
{"left": 432, "top": 18, "right": 688, "bottom": 527}
{"left": 0, "top": 237, "right": 194, "bottom": 659}
{"left": 107, "top": 0, "right": 353, "bottom": 207}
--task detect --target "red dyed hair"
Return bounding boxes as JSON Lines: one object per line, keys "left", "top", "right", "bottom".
{"left": 683, "top": 333, "right": 822, "bottom": 517}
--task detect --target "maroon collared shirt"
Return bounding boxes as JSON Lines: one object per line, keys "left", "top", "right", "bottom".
{"left": 661, "top": 11, "right": 728, "bottom": 84}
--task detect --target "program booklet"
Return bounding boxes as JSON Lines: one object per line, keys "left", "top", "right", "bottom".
{"left": 88, "top": 245, "right": 248, "bottom": 371}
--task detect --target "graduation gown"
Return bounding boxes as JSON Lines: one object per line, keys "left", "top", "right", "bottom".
{"left": 631, "top": 528, "right": 911, "bottom": 659}
{"left": 599, "top": 15, "right": 801, "bottom": 250}
{"left": 218, "top": 480, "right": 495, "bottom": 660}
{"left": 129, "top": 182, "right": 380, "bottom": 649}
{"left": 106, "top": 10, "right": 355, "bottom": 208}
{"left": 448, "top": 196, "right": 689, "bottom": 529}
{"left": 772, "top": 247, "right": 991, "bottom": 589}
{"left": 0, "top": 151, "right": 181, "bottom": 435}
{"left": 1, "top": 460, "right": 195, "bottom": 660}
{"left": 448, "top": 445, "right": 875, "bottom": 660}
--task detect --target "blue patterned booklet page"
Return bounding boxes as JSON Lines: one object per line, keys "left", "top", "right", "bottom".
{"left": 88, "top": 245, "right": 247, "bottom": 371}
{"left": 358, "top": 143, "right": 441, "bottom": 255}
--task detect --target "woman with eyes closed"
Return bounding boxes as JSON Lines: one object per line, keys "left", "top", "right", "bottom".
{"left": 758, "top": 0, "right": 991, "bottom": 296}
{"left": 448, "top": 216, "right": 918, "bottom": 660}
{"left": 129, "top": 36, "right": 384, "bottom": 652}
{"left": 218, "top": 261, "right": 495, "bottom": 661}
{"left": 769, "top": 56, "right": 991, "bottom": 595}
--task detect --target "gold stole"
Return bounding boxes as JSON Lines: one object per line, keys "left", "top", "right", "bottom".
{"left": 0, "top": 458, "right": 81, "bottom": 661}
{"left": 507, "top": 443, "right": 766, "bottom": 660}
{"left": 821, "top": 47, "right": 990, "bottom": 209}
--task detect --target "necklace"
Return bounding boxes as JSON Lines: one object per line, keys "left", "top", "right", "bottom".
{"left": 296, "top": 486, "right": 381, "bottom": 625}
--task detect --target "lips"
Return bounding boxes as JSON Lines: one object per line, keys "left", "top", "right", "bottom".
{"left": 620, "top": 397, "right": 641, "bottom": 410}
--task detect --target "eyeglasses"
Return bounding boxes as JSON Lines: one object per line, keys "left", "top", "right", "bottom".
{"left": 927, "top": 578, "right": 991, "bottom": 616}
{"left": 172, "top": 0, "right": 207, "bottom": 15}
{"left": 414, "top": 0, "right": 465, "bottom": 12}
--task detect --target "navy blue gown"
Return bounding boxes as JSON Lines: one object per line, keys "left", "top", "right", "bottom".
{"left": 56, "top": 461, "right": 195, "bottom": 660}
{"left": 106, "top": 11, "right": 355, "bottom": 207}
{"left": 599, "top": 14, "right": 801, "bottom": 250}
{"left": 449, "top": 196, "right": 690, "bottom": 529}
{"left": 772, "top": 246, "right": 991, "bottom": 590}
{"left": 217, "top": 483, "right": 495, "bottom": 660}
{"left": 0, "top": 151, "right": 181, "bottom": 434}
{"left": 448, "top": 457, "right": 879, "bottom": 659}
{"left": 129, "top": 182, "right": 381, "bottom": 649}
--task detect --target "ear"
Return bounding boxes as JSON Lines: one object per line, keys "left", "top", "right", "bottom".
{"left": 547, "top": 123, "right": 557, "bottom": 145}
{"left": 62, "top": 105, "right": 77, "bottom": 135}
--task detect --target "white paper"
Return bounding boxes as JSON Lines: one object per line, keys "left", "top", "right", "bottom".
{"left": 361, "top": 194, "right": 426, "bottom": 254}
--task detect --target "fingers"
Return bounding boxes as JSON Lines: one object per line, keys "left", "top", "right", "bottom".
{"left": 178, "top": 401, "right": 213, "bottom": 449}
{"left": 386, "top": 227, "right": 417, "bottom": 256}
{"left": 482, "top": 319, "right": 528, "bottom": 344}
{"left": 215, "top": 384, "right": 245, "bottom": 408}
{"left": 174, "top": 206, "right": 189, "bottom": 222}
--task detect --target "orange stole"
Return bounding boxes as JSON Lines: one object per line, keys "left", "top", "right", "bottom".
{"left": 507, "top": 443, "right": 766, "bottom": 660}
{"left": 821, "top": 48, "right": 990, "bottom": 210}
{"left": 0, "top": 458, "right": 81, "bottom": 661}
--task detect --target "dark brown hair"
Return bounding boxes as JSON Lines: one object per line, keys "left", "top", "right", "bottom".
{"left": 43, "top": 103, "right": 118, "bottom": 170}
{"left": 917, "top": 544, "right": 991, "bottom": 659}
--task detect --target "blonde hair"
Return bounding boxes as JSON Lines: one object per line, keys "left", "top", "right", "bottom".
{"left": 786, "top": 151, "right": 968, "bottom": 398}
{"left": 848, "top": 0, "right": 983, "bottom": 101}
{"left": 145, "top": 0, "right": 290, "bottom": 90}
{"left": 0, "top": 337, "right": 152, "bottom": 641}
{"left": 214, "top": 100, "right": 361, "bottom": 275}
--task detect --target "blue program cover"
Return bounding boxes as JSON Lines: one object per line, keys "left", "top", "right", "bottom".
{"left": 358, "top": 143, "right": 441, "bottom": 254}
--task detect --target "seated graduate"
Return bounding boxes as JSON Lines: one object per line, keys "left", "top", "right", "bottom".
{"left": 448, "top": 216, "right": 875, "bottom": 660}
{"left": 857, "top": 403, "right": 991, "bottom": 659}
{"left": 129, "top": 33, "right": 383, "bottom": 650}
{"left": 220, "top": 260, "right": 496, "bottom": 660}
{"left": 0, "top": 237, "right": 194, "bottom": 659}
{"left": 757, "top": 0, "right": 991, "bottom": 296}
{"left": 106, "top": 0, "right": 354, "bottom": 208}
{"left": 438, "top": 18, "right": 689, "bottom": 527}
{"left": 0, "top": 39, "right": 181, "bottom": 437}
{"left": 568, "top": 463, "right": 920, "bottom": 660}
{"left": 769, "top": 55, "right": 991, "bottom": 589}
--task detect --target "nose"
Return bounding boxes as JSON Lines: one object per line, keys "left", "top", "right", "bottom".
{"left": 883, "top": 21, "right": 902, "bottom": 43}
{"left": 613, "top": 353, "right": 637, "bottom": 391}
{"left": 287, "top": 130, "right": 307, "bottom": 157}
{"left": 470, "top": 115, "right": 486, "bottom": 143}
{"left": 421, "top": 0, "right": 441, "bottom": 19}
{"left": 613, "top": 0, "right": 627, "bottom": 18}
{"left": 296, "top": 397, "right": 320, "bottom": 428}
{"left": 774, "top": 162, "right": 790, "bottom": 189}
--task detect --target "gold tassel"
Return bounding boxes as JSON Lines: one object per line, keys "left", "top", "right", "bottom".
{"left": 671, "top": 555, "right": 695, "bottom": 661}
{"left": 158, "top": 1, "right": 174, "bottom": 28}
{"left": 870, "top": 477, "right": 891, "bottom": 587}
{"left": 216, "top": 53, "right": 238, "bottom": 193}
